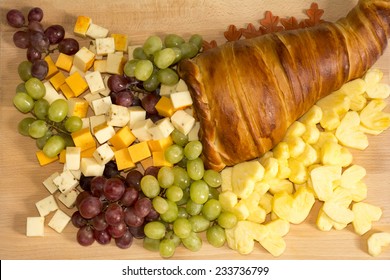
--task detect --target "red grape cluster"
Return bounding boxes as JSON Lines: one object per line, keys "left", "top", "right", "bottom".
{"left": 72, "top": 164, "right": 160, "bottom": 249}
{"left": 6, "top": 7, "right": 80, "bottom": 80}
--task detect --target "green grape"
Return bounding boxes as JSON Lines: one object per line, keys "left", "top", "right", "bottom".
{"left": 59, "top": 132, "right": 75, "bottom": 147}
{"left": 18, "top": 117, "right": 36, "bottom": 136}
{"left": 48, "top": 99, "right": 68, "bottom": 122}
{"left": 132, "top": 47, "right": 149, "bottom": 60}
{"left": 190, "top": 180, "right": 209, "bottom": 204}
{"left": 123, "top": 59, "right": 138, "bottom": 77}
{"left": 28, "top": 119, "right": 48, "bottom": 138}
{"left": 43, "top": 135, "right": 66, "bottom": 157}
{"left": 134, "top": 59, "right": 154, "bottom": 81}
{"left": 177, "top": 207, "right": 189, "bottom": 219}
{"left": 171, "top": 47, "right": 183, "bottom": 64}
{"left": 143, "top": 237, "right": 161, "bottom": 251}
{"left": 154, "top": 48, "right": 176, "bottom": 69}
{"left": 165, "top": 230, "right": 181, "bottom": 247}
{"left": 36, "top": 130, "right": 53, "bottom": 150}
{"left": 206, "top": 224, "right": 226, "bottom": 248}
{"left": 180, "top": 42, "right": 199, "bottom": 59}
{"left": 203, "top": 169, "right": 222, "bottom": 188}
{"left": 173, "top": 218, "right": 192, "bottom": 239}
{"left": 143, "top": 35, "right": 163, "bottom": 56}
{"left": 189, "top": 34, "right": 203, "bottom": 51}
{"left": 164, "top": 144, "right": 184, "bottom": 164}
{"left": 187, "top": 158, "right": 205, "bottom": 181}
{"left": 140, "top": 175, "right": 161, "bottom": 198}
{"left": 217, "top": 211, "right": 238, "bottom": 229}
{"left": 13, "top": 92, "right": 35, "bottom": 113}
{"left": 202, "top": 198, "right": 222, "bottom": 221}
{"left": 172, "top": 166, "right": 191, "bottom": 190}
{"left": 33, "top": 98, "right": 50, "bottom": 120}
{"left": 16, "top": 82, "right": 27, "bottom": 93}
{"left": 65, "top": 116, "right": 83, "bottom": 133}
{"left": 171, "top": 129, "right": 188, "bottom": 146}
{"left": 143, "top": 72, "right": 160, "bottom": 92}
{"left": 185, "top": 199, "right": 203, "bottom": 216}
{"left": 157, "top": 68, "right": 179, "bottom": 86}
{"left": 176, "top": 156, "right": 188, "bottom": 169}
{"left": 166, "top": 185, "right": 183, "bottom": 202}
{"left": 164, "top": 34, "right": 185, "bottom": 48}
{"left": 152, "top": 196, "right": 169, "bottom": 214}
{"left": 176, "top": 187, "right": 190, "bottom": 206}
{"left": 184, "top": 140, "right": 202, "bottom": 160}
{"left": 160, "top": 199, "right": 178, "bottom": 223}
{"left": 188, "top": 215, "right": 211, "bottom": 233}
{"left": 159, "top": 238, "right": 176, "bottom": 258}
{"left": 181, "top": 231, "right": 202, "bottom": 252}
{"left": 25, "top": 77, "right": 46, "bottom": 100}
{"left": 144, "top": 221, "right": 166, "bottom": 240}
{"left": 208, "top": 187, "right": 220, "bottom": 200}
{"left": 18, "top": 61, "right": 32, "bottom": 81}
{"left": 157, "top": 166, "right": 174, "bottom": 188}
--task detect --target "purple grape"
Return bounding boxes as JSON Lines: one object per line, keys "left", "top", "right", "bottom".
{"left": 90, "top": 176, "right": 107, "bottom": 198}
{"left": 124, "top": 207, "right": 144, "bottom": 227}
{"left": 103, "top": 161, "right": 120, "bottom": 178}
{"left": 7, "top": 9, "right": 25, "bottom": 28}
{"left": 115, "top": 90, "right": 134, "bottom": 107}
{"left": 133, "top": 197, "right": 152, "bottom": 218}
{"left": 115, "top": 228, "right": 133, "bottom": 249}
{"left": 103, "top": 177, "right": 125, "bottom": 201}
{"left": 125, "top": 170, "right": 143, "bottom": 190}
{"left": 107, "top": 221, "right": 127, "bottom": 238}
{"left": 76, "top": 191, "right": 91, "bottom": 209}
{"left": 107, "top": 75, "right": 128, "bottom": 93}
{"left": 26, "top": 46, "right": 42, "bottom": 62}
{"left": 79, "top": 175, "right": 93, "bottom": 192}
{"left": 90, "top": 212, "right": 108, "bottom": 231}
{"left": 71, "top": 211, "right": 88, "bottom": 228}
{"left": 94, "top": 229, "right": 112, "bottom": 245}
{"left": 58, "top": 38, "right": 79, "bottom": 55}
{"left": 78, "top": 196, "right": 102, "bottom": 219}
{"left": 13, "top": 31, "right": 30, "bottom": 49}
{"left": 105, "top": 203, "right": 124, "bottom": 226}
{"left": 128, "top": 224, "right": 146, "bottom": 239}
{"left": 120, "top": 187, "right": 139, "bottom": 207}
{"left": 132, "top": 96, "right": 142, "bottom": 106}
{"left": 28, "top": 21, "right": 44, "bottom": 33}
{"left": 145, "top": 207, "right": 160, "bottom": 222}
{"left": 77, "top": 225, "right": 95, "bottom": 246}
{"left": 31, "top": 59, "right": 48, "bottom": 80}
{"left": 141, "top": 93, "right": 160, "bottom": 115}
{"left": 29, "top": 31, "right": 49, "bottom": 53}
{"left": 28, "top": 7, "right": 43, "bottom": 22}
{"left": 144, "top": 166, "right": 160, "bottom": 178}
{"left": 44, "top": 24, "right": 65, "bottom": 45}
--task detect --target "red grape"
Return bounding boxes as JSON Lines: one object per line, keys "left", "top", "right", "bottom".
{"left": 105, "top": 203, "right": 124, "bottom": 226}
{"left": 107, "top": 221, "right": 127, "bottom": 238}
{"left": 26, "top": 46, "right": 42, "bottom": 62}
{"left": 141, "top": 93, "right": 160, "bottom": 114}
{"left": 125, "top": 170, "right": 143, "bottom": 190}
{"left": 94, "top": 229, "right": 112, "bottom": 245}
{"left": 124, "top": 207, "right": 144, "bottom": 227}
{"left": 103, "top": 177, "right": 125, "bottom": 201}
{"left": 144, "top": 166, "right": 160, "bottom": 178}
{"left": 120, "top": 187, "right": 139, "bottom": 207}
{"left": 13, "top": 31, "right": 30, "bottom": 49}
{"left": 133, "top": 197, "right": 152, "bottom": 218}
{"left": 115, "top": 229, "right": 133, "bottom": 249}
{"left": 77, "top": 225, "right": 95, "bottom": 246}
{"left": 58, "top": 38, "right": 79, "bottom": 55}
{"left": 115, "top": 90, "right": 134, "bottom": 107}
{"left": 145, "top": 207, "right": 160, "bottom": 222}
{"left": 78, "top": 196, "right": 102, "bottom": 219}
{"left": 79, "top": 175, "right": 93, "bottom": 192}
{"left": 103, "top": 161, "right": 120, "bottom": 178}
{"left": 90, "top": 212, "right": 108, "bottom": 231}
{"left": 90, "top": 176, "right": 107, "bottom": 198}
{"left": 29, "top": 31, "right": 50, "bottom": 53}
{"left": 107, "top": 75, "right": 128, "bottom": 93}
{"left": 76, "top": 191, "right": 91, "bottom": 209}
{"left": 128, "top": 225, "right": 146, "bottom": 239}
{"left": 28, "top": 21, "right": 44, "bottom": 33}
{"left": 7, "top": 9, "right": 25, "bottom": 28}
{"left": 44, "top": 24, "right": 65, "bottom": 44}
{"left": 31, "top": 59, "right": 48, "bottom": 80}
{"left": 71, "top": 211, "right": 88, "bottom": 228}
{"left": 28, "top": 7, "right": 43, "bottom": 22}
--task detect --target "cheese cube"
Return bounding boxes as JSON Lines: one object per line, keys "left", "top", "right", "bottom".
{"left": 65, "top": 146, "right": 81, "bottom": 170}
{"left": 128, "top": 141, "right": 151, "bottom": 163}
{"left": 188, "top": 121, "right": 200, "bottom": 141}
{"left": 93, "top": 143, "right": 115, "bottom": 165}
{"left": 86, "top": 23, "right": 109, "bottom": 39}
{"left": 48, "top": 209, "right": 71, "bottom": 233}
{"left": 93, "top": 123, "right": 116, "bottom": 144}
{"left": 131, "top": 118, "right": 154, "bottom": 142}
{"left": 114, "top": 147, "right": 136, "bottom": 170}
{"left": 148, "top": 117, "right": 174, "bottom": 140}
{"left": 81, "top": 146, "right": 96, "bottom": 158}
{"left": 80, "top": 157, "right": 105, "bottom": 177}
{"left": 99, "top": 75, "right": 111, "bottom": 96}
{"left": 106, "top": 52, "right": 125, "bottom": 75}
{"left": 73, "top": 47, "right": 96, "bottom": 72}
{"left": 58, "top": 188, "right": 80, "bottom": 208}
{"left": 160, "top": 83, "right": 178, "bottom": 96}
{"left": 107, "top": 104, "right": 130, "bottom": 127}
{"left": 59, "top": 149, "right": 66, "bottom": 163}
{"left": 43, "top": 81, "right": 65, "bottom": 104}
{"left": 44, "top": 55, "right": 59, "bottom": 79}
{"left": 175, "top": 79, "right": 188, "bottom": 92}
{"left": 36, "top": 195, "right": 58, "bottom": 217}
{"left": 170, "top": 91, "right": 193, "bottom": 109}
{"left": 89, "top": 114, "right": 107, "bottom": 134}
{"left": 153, "top": 151, "right": 173, "bottom": 167}
{"left": 85, "top": 70, "right": 105, "bottom": 94}
{"left": 94, "top": 59, "right": 107, "bottom": 73}
{"left": 84, "top": 92, "right": 101, "bottom": 107}
{"left": 26, "top": 217, "right": 45, "bottom": 237}
{"left": 127, "top": 45, "right": 142, "bottom": 60}
{"left": 148, "top": 136, "right": 173, "bottom": 152}
{"left": 109, "top": 126, "right": 136, "bottom": 149}
{"left": 55, "top": 53, "right": 73, "bottom": 72}
{"left": 65, "top": 71, "right": 89, "bottom": 97}
{"left": 71, "top": 127, "right": 97, "bottom": 151}
{"left": 43, "top": 172, "right": 60, "bottom": 194}
{"left": 69, "top": 64, "right": 85, "bottom": 77}
{"left": 155, "top": 96, "right": 175, "bottom": 117}
{"left": 53, "top": 169, "right": 79, "bottom": 194}
{"left": 140, "top": 156, "right": 154, "bottom": 170}
{"left": 95, "top": 37, "right": 115, "bottom": 55}
{"left": 111, "top": 33, "right": 129, "bottom": 52}
{"left": 91, "top": 96, "right": 112, "bottom": 115}
{"left": 128, "top": 106, "right": 146, "bottom": 129}
{"left": 67, "top": 98, "right": 89, "bottom": 118}
{"left": 36, "top": 150, "right": 58, "bottom": 166}
{"left": 59, "top": 83, "right": 75, "bottom": 99}
{"left": 49, "top": 71, "right": 66, "bottom": 91}
{"left": 74, "top": 15, "right": 91, "bottom": 37}
{"left": 170, "top": 110, "right": 196, "bottom": 135}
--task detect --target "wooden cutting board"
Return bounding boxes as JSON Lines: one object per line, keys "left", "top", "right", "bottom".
{"left": 0, "top": 0, "right": 389, "bottom": 260}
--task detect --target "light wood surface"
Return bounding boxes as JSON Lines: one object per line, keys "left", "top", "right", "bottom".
{"left": 0, "top": 0, "right": 389, "bottom": 260}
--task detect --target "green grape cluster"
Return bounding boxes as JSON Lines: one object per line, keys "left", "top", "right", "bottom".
{"left": 141, "top": 129, "right": 238, "bottom": 258}
{"left": 14, "top": 61, "right": 82, "bottom": 158}
{"left": 124, "top": 34, "right": 203, "bottom": 92}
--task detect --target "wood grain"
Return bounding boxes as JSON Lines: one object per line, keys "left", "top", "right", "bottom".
{"left": 0, "top": 0, "right": 389, "bottom": 260}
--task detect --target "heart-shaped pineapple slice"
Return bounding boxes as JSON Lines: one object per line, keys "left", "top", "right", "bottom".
{"left": 360, "top": 99, "right": 390, "bottom": 131}
{"left": 352, "top": 202, "right": 382, "bottom": 235}
{"left": 335, "top": 111, "right": 369, "bottom": 150}
{"left": 367, "top": 232, "right": 390, "bottom": 257}
{"left": 310, "top": 165, "right": 341, "bottom": 202}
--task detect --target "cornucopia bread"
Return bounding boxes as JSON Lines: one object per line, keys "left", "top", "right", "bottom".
{"left": 178, "top": 0, "right": 390, "bottom": 171}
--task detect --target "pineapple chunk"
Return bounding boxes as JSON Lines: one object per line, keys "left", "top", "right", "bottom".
{"left": 366, "top": 83, "right": 390, "bottom": 99}
{"left": 322, "top": 202, "right": 354, "bottom": 224}
{"left": 301, "top": 125, "right": 320, "bottom": 144}
{"left": 258, "top": 192, "right": 273, "bottom": 214}
{"left": 218, "top": 191, "right": 238, "bottom": 212}
{"left": 259, "top": 235, "right": 287, "bottom": 257}
{"left": 317, "top": 91, "right": 351, "bottom": 116}
{"left": 340, "top": 165, "right": 366, "bottom": 189}
{"left": 310, "top": 165, "right": 341, "bottom": 201}
{"left": 284, "top": 121, "right": 306, "bottom": 138}
{"left": 273, "top": 141, "right": 290, "bottom": 160}
{"left": 367, "top": 232, "right": 390, "bottom": 257}
{"left": 268, "top": 179, "right": 294, "bottom": 195}
{"left": 260, "top": 156, "right": 279, "bottom": 180}
{"left": 288, "top": 158, "right": 308, "bottom": 184}
{"left": 220, "top": 167, "right": 233, "bottom": 192}
{"left": 352, "top": 202, "right": 382, "bottom": 235}
{"left": 299, "top": 104, "right": 323, "bottom": 126}
{"left": 364, "top": 69, "right": 383, "bottom": 88}
{"left": 338, "top": 78, "right": 367, "bottom": 96}
{"left": 231, "top": 160, "right": 264, "bottom": 199}
{"left": 360, "top": 99, "right": 390, "bottom": 131}
{"left": 335, "top": 111, "right": 369, "bottom": 150}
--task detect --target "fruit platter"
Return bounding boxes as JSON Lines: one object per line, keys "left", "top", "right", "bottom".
{"left": 0, "top": 0, "right": 390, "bottom": 260}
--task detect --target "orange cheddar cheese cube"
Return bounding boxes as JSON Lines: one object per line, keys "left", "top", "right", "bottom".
{"left": 65, "top": 71, "right": 89, "bottom": 97}
{"left": 49, "top": 71, "right": 66, "bottom": 91}
{"left": 128, "top": 141, "right": 151, "bottom": 163}
{"left": 111, "top": 34, "right": 129, "bottom": 52}
{"left": 71, "top": 127, "right": 97, "bottom": 151}
{"left": 140, "top": 157, "right": 154, "bottom": 171}
{"left": 152, "top": 151, "right": 173, "bottom": 167}
{"left": 59, "top": 83, "right": 75, "bottom": 99}
{"left": 36, "top": 150, "right": 59, "bottom": 166}
{"left": 114, "top": 148, "right": 136, "bottom": 170}
{"left": 59, "top": 149, "right": 66, "bottom": 163}
{"left": 109, "top": 126, "right": 136, "bottom": 150}
{"left": 147, "top": 136, "right": 173, "bottom": 152}
{"left": 44, "top": 55, "right": 59, "bottom": 79}
{"left": 55, "top": 53, "right": 74, "bottom": 72}
{"left": 93, "top": 60, "right": 107, "bottom": 73}
{"left": 67, "top": 98, "right": 89, "bottom": 118}
{"left": 74, "top": 15, "right": 92, "bottom": 37}
{"left": 80, "top": 147, "right": 96, "bottom": 158}
{"left": 155, "top": 96, "right": 175, "bottom": 117}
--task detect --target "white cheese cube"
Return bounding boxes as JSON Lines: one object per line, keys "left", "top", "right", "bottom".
{"left": 175, "top": 79, "right": 189, "bottom": 92}
{"left": 73, "top": 47, "right": 95, "bottom": 72}
{"left": 94, "top": 124, "right": 116, "bottom": 144}
{"left": 80, "top": 157, "right": 105, "bottom": 177}
{"left": 43, "top": 81, "right": 65, "bottom": 104}
{"left": 184, "top": 106, "right": 194, "bottom": 117}
{"left": 48, "top": 209, "right": 71, "bottom": 233}
{"left": 159, "top": 83, "right": 178, "bottom": 96}
{"left": 65, "top": 147, "right": 81, "bottom": 170}
{"left": 93, "top": 143, "right": 115, "bottom": 165}
{"left": 99, "top": 75, "right": 111, "bottom": 96}
{"left": 84, "top": 92, "right": 101, "bottom": 107}
{"left": 131, "top": 119, "right": 154, "bottom": 142}
{"left": 106, "top": 53, "right": 125, "bottom": 75}
{"left": 35, "top": 195, "right": 58, "bottom": 217}
{"left": 170, "top": 90, "right": 193, "bottom": 109}
{"left": 53, "top": 170, "right": 79, "bottom": 194}
{"left": 91, "top": 96, "right": 112, "bottom": 115}
{"left": 128, "top": 106, "right": 146, "bottom": 129}
{"left": 86, "top": 23, "right": 109, "bottom": 39}
{"left": 148, "top": 117, "right": 175, "bottom": 140}
{"left": 58, "top": 188, "right": 80, "bottom": 208}
{"left": 26, "top": 217, "right": 45, "bottom": 237}
{"left": 188, "top": 121, "right": 200, "bottom": 141}
{"left": 85, "top": 70, "right": 105, "bottom": 94}
{"left": 127, "top": 45, "right": 142, "bottom": 60}
{"left": 81, "top": 117, "right": 90, "bottom": 129}
{"left": 43, "top": 172, "right": 60, "bottom": 194}
{"left": 69, "top": 64, "right": 85, "bottom": 77}
{"left": 107, "top": 104, "right": 130, "bottom": 127}
{"left": 170, "top": 110, "right": 196, "bottom": 135}
{"left": 89, "top": 114, "right": 107, "bottom": 134}
{"left": 95, "top": 37, "right": 115, "bottom": 55}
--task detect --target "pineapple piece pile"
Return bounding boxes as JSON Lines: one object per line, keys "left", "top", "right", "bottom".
{"left": 221, "top": 69, "right": 390, "bottom": 257}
